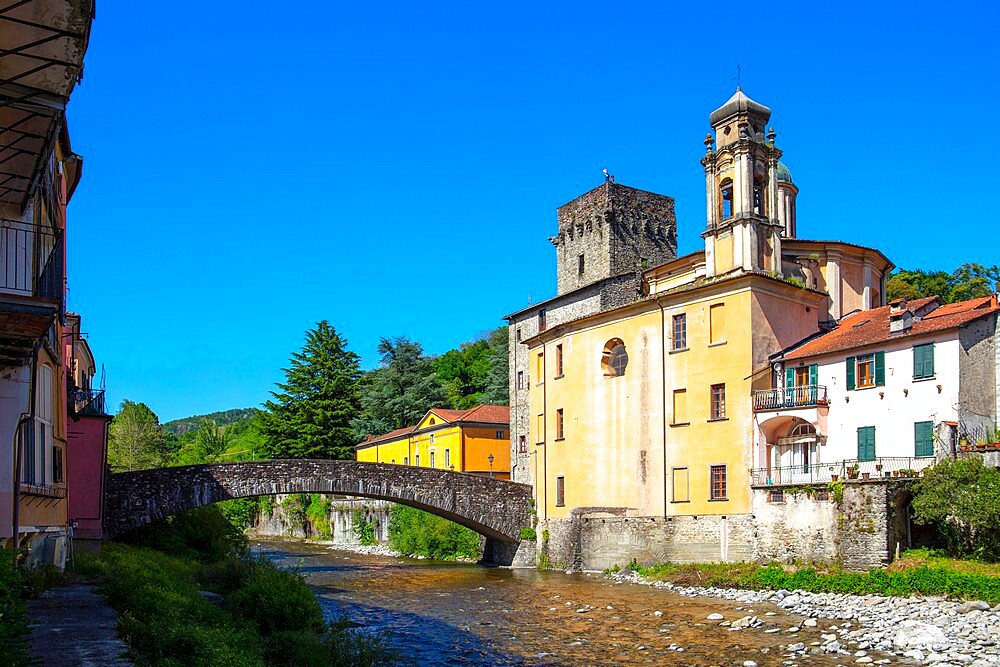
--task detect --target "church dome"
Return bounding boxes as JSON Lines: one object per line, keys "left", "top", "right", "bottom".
{"left": 709, "top": 87, "right": 771, "bottom": 126}
{"left": 776, "top": 161, "right": 794, "bottom": 184}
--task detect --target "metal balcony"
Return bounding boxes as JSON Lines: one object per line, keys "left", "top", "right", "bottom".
{"left": 71, "top": 388, "right": 107, "bottom": 418}
{"left": 750, "top": 456, "right": 936, "bottom": 487}
{"left": 752, "top": 385, "right": 828, "bottom": 412}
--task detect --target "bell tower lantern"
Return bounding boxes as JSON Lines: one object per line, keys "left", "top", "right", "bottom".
{"left": 701, "top": 88, "right": 785, "bottom": 278}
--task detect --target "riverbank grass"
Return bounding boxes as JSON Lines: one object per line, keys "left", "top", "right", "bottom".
{"left": 616, "top": 550, "right": 1000, "bottom": 605}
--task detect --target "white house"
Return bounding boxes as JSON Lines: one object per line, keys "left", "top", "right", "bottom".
{"left": 751, "top": 294, "right": 999, "bottom": 484}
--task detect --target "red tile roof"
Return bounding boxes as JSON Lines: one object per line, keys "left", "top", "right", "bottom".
{"left": 784, "top": 295, "right": 1000, "bottom": 360}
{"left": 356, "top": 404, "right": 510, "bottom": 448}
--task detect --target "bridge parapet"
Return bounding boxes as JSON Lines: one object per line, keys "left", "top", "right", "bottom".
{"left": 104, "top": 460, "right": 533, "bottom": 543}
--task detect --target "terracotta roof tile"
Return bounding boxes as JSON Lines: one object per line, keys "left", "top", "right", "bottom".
{"left": 784, "top": 294, "right": 999, "bottom": 360}
{"left": 458, "top": 404, "right": 510, "bottom": 424}
{"left": 356, "top": 425, "right": 414, "bottom": 448}
{"left": 358, "top": 404, "right": 510, "bottom": 448}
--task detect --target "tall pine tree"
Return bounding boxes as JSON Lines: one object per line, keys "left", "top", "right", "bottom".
{"left": 261, "top": 321, "right": 361, "bottom": 459}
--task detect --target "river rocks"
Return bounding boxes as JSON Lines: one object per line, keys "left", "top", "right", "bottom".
{"left": 605, "top": 569, "right": 1000, "bottom": 666}
{"left": 707, "top": 612, "right": 724, "bottom": 621}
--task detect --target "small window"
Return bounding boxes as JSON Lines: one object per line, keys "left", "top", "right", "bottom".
{"left": 403, "top": 457, "right": 408, "bottom": 465}
{"left": 536, "top": 352, "right": 544, "bottom": 383}
{"left": 768, "top": 488, "right": 784, "bottom": 503}
{"left": 578, "top": 254, "right": 585, "bottom": 276}
{"left": 430, "top": 451, "right": 435, "bottom": 468}
{"left": 857, "top": 426, "right": 876, "bottom": 461}
{"left": 856, "top": 354, "right": 875, "bottom": 388}
{"left": 672, "top": 388, "right": 687, "bottom": 425}
{"left": 518, "top": 435, "right": 527, "bottom": 453}
{"left": 753, "top": 176, "right": 765, "bottom": 215}
{"left": 710, "top": 383, "right": 726, "bottom": 420}
{"left": 496, "top": 430, "right": 505, "bottom": 439}
{"left": 52, "top": 446, "right": 63, "bottom": 484}
{"left": 415, "top": 454, "right": 421, "bottom": 466}
{"left": 913, "top": 343, "right": 935, "bottom": 380}
{"left": 602, "top": 338, "right": 628, "bottom": 377}
{"left": 555, "top": 476, "right": 565, "bottom": 507}
{"left": 915, "top": 420, "right": 934, "bottom": 457}
{"left": 710, "top": 465, "right": 727, "bottom": 500}
{"left": 555, "top": 343, "right": 564, "bottom": 377}
{"left": 672, "top": 313, "right": 687, "bottom": 350}
{"left": 847, "top": 352, "right": 884, "bottom": 389}
{"left": 516, "top": 328, "right": 522, "bottom": 342}
{"left": 539, "top": 309, "right": 547, "bottom": 332}
{"left": 517, "top": 370, "right": 524, "bottom": 390}
{"left": 709, "top": 303, "right": 726, "bottom": 344}
{"left": 429, "top": 434, "right": 435, "bottom": 445}
{"left": 444, "top": 449, "right": 451, "bottom": 468}
{"left": 555, "top": 409, "right": 564, "bottom": 440}
{"left": 720, "top": 178, "right": 734, "bottom": 220}
{"left": 429, "top": 418, "right": 436, "bottom": 425}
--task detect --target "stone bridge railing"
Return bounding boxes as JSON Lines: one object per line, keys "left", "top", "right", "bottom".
{"left": 104, "top": 460, "right": 533, "bottom": 546}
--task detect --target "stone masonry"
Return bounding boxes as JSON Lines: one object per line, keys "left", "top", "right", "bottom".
{"left": 104, "top": 460, "right": 533, "bottom": 558}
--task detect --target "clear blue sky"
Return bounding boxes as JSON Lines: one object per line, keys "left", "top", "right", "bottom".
{"left": 64, "top": 1, "right": 999, "bottom": 422}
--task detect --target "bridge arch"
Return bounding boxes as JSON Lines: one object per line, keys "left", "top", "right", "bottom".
{"left": 104, "top": 460, "right": 533, "bottom": 546}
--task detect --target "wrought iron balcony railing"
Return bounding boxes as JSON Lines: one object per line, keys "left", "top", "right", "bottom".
{"left": 1, "top": 219, "right": 63, "bottom": 301}
{"left": 752, "top": 385, "right": 828, "bottom": 411}
{"left": 750, "top": 456, "right": 936, "bottom": 486}
{"left": 71, "top": 388, "right": 107, "bottom": 417}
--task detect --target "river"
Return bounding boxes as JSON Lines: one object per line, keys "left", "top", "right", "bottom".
{"left": 256, "top": 539, "right": 903, "bottom": 666}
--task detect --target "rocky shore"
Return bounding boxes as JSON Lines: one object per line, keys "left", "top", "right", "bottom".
{"left": 609, "top": 570, "right": 1000, "bottom": 667}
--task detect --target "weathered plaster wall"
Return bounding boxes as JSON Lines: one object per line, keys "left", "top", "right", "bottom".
{"left": 959, "top": 313, "right": 998, "bottom": 436}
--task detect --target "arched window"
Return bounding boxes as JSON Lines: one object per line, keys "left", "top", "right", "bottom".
{"left": 601, "top": 338, "right": 628, "bottom": 377}
{"left": 788, "top": 422, "right": 816, "bottom": 439}
{"left": 720, "top": 178, "right": 734, "bottom": 220}
{"left": 753, "top": 175, "right": 765, "bottom": 215}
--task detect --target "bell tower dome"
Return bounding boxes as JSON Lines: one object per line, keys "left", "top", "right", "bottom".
{"left": 700, "top": 88, "right": 785, "bottom": 278}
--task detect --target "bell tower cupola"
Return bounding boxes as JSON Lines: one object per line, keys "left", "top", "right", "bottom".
{"left": 701, "top": 88, "right": 785, "bottom": 278}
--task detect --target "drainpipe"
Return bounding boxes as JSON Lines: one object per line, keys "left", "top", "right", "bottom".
{"left": 658, "top": 297, "right": 668, "bottom": 518}
{"left": 541, "top": 341, "right": 548, "bottom": 520}
{"left": 12, "top": 342, "right": 42, "bottom": 550}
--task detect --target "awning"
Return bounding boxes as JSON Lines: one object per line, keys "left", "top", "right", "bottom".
{"left": 0, "top": 0, "right": 93, "bottom": 211}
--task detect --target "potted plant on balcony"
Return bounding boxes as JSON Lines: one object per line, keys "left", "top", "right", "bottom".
{"left": 829, "top": 466, "right": 838, "bottom": 482}
{"left": 846, "top": 464, "right": 860, "bottom": 479}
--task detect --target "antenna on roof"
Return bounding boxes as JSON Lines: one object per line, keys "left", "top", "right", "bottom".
{"left": 733, "top": 63, "right": 742, "bottom": 88}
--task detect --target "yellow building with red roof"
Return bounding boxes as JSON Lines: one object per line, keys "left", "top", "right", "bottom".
{"left": 355, "top": 405, "right": 510, "bottom": 480}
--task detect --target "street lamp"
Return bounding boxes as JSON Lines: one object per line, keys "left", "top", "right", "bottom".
{"left": 488, "top": 453, "right": 494, "bottom": 478}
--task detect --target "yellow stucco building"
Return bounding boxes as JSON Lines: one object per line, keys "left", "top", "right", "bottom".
{"left": 511, "top": 89, "right": 893, "bottom": 567}
{"left": 355, "top": 405, "right": 510, "bottom": 480}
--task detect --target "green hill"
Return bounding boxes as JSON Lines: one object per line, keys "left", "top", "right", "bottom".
{"left": 163, "top": 407, "right": 259, "bottom": 435}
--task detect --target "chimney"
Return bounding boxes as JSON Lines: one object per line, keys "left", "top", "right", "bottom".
{"left": 889, "top": 299, "right": 913, "bottom": 334}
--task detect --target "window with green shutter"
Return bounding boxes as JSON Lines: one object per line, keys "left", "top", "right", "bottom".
{"left": 914, "top": 421, "right": 934, "bottom": 457}
{"left": 857, "top": 426, "right": 876, "bottom": 461}
{"left": 913, "top": 344, "right": 935, "bottom": 379}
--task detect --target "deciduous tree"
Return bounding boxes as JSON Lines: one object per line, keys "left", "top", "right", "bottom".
{"left": 107, "top": 400, "right": 169, "bottom": 471}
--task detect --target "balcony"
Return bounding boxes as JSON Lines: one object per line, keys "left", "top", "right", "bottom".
{"left": 750, "top": 456, "right": 936, "bottom": 487}
{"left": 753, "top": 385, "right": 828, "bottom": 412}
{"left": 0, "top": 219, "right": 63, "bottom": 367}
{"left": 71, "top": 388, "right": 108, "bottom": 418}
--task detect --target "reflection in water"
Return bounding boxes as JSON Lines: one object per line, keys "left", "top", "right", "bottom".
{"left": 256, "top": 540, "right": 894, "bottom": 666}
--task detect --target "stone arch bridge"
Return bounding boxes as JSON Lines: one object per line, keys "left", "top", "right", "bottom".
{"left": 104, "top": 460, "right": 533, "bottom": 563}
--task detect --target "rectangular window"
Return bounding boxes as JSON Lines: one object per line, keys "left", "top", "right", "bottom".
{"left": 672, "top": 313, "right": 687, "bottom": 350}
{"left": 538, "top": 309, "right": 547, "bottom": 332}
{"left": 517, "top": 370, "right": 524, "bottom": 390}
{"left": 516, "top": 328, "right": 522, "bottom": 342}
{"left": 578, "top": 254, "right": 585, "bottom": 275}
{"left": 429, "top": 451, "right": 435, "bottom": 468}
{"left": 847, "top": 352, "right": 885, "bottom": 389}
{"left": 710, "top": 383, "right": 726, "bottom": 420}
{"left": 672, "top": 467, "right": 689, "bottom": 502}
{"left": 444, "top": 449, "right": 451, "bottom": 468}
{"left": 709, "top": 303, "right": 726, "bottom": 344}
{"left": 710, "top": 465, "right": 727, "bottom": 500}
{"left": 403, "top": 457, "right": 408, "bottom": 465}
{"left": 536, "top": 414, "right": 544, "bottom": 443}
{"left": 768, "top": 488, "right": 784, "bottom": 503}
{"left": 555, "top": 343, "right": 564, "bottom": 377}
{"left": 429, "top": 434, "right": 435, "bottom": 445}
{"left": 415, "top": 453, "right": 421, "bottom": 467}
{"left": 915, "top": 420, "right": 934, "bottom": 457}
{"left": 518, "top": 435, "right": 527, "bottom": 453}
{"left": 672, "top": 389, "right": 687, "bottom": 425}
{"left": 913, "top": 343, "right": 935, "bottom": 379}
{"left": 555, "top": 476, "right": 565, "bottom": 507}
{"left": 536, "top": 352, "right": 544, "bottom": 383}
{"left": 52, "top": 446, "right": 63, "bottom": 484}
{"left": 555, "top": 408, "right": 564, "bottom": 440}
{"left": 496, "top": 430, "right": 505, "bottom": 439}
{"left": 857, "top": 426, "right": 876, "bottom": 461}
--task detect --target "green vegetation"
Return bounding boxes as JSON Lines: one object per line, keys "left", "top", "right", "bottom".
{"left": 107, "top": 399, "right": 172, "bottom": 471}
{"left": 886, "top": 262, "right": 999, "bottom": 304}
{"left": 0, "top": 549, "right": 30, "bottom": 667}
{"left": 261, "top": 321, "right": 363, "bottom": 460}
{"left": 518, "top": 527, "right": 537, "bottom": 540}
{"left": 433, "top": 327, "right": 509, "bottom": 409}
{"left": 306, "top": 495, "right": 334, "bottom": 540}
{"left": 163, "top": 408, "right": 260, "bottom": 435}
{"left": 352, "top": 509, "right": 378, "bottom": 546}
{"left": 387, "top": 504, "right": 481, "bottom": 560}
{"left": 911, "top": 457, "right": 1000, "bottom": 560}
{"left": 78, "top": 505, "right": 397, "bottom": 667}
{"left": 623, "top": 551, "right": 1000, "bottom": 604}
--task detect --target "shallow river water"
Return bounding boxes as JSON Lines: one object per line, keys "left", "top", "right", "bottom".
{"left": 256, "top": 540, "right": 903, "bottom": 667}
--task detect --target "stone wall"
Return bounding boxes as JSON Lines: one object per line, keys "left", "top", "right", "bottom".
{"left": 249, "top": 494, "right": 391, "bottom": 545}
{"left": 959, "top": 312, "right": 998, "bottom": 437}
{"left": 536, "top": 509, "right": 754, "bottom": 572}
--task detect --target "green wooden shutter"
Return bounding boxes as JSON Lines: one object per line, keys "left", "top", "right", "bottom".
{"left": 846, "top": 357, "right": 856, "bottom": 390}
{"left": 786, "top": 368, "right": 794, "bottom": 388}
{"left": 857, "top": 426, "right": 875, "bottom": 461}
{"left": 874, "top": 351, "right": 886, "bottom": 386}
{"left": 914, "top": 421, "right": 934, "bottom": 457}
{"left": 914, "top": 344, "right": 934, "bottom": 379}
{"left": 808, "top": 364, "right": 819, "bottom": 403}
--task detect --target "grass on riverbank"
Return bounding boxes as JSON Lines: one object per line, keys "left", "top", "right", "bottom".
{"left": 616, "top": 549, "right": 1000, "bottom": 605}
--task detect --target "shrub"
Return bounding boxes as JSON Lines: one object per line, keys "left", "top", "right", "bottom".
{"left": 388, "top": 504, "right": 481, "bottom": 560}
{"left": 0, "top": 548, "right": 30, "bottom": 667}
{"left": 912, "top": 458, "right": 1000, "bottom": 559}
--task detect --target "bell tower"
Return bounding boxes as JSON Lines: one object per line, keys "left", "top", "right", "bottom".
{"left": 701, "top": 88, "right": 785, "bottom": 278}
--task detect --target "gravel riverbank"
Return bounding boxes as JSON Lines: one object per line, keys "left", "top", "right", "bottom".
{"left": 609, "top": 570, "right": 1000, "bottom": 666}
